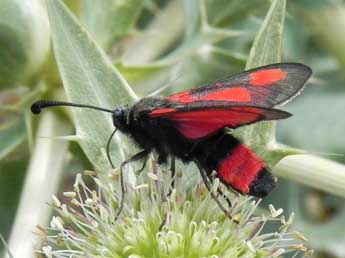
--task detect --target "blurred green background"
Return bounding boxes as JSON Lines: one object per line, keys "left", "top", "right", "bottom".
{"left": 0, "top": 0, "right": 345, "bottom": 257}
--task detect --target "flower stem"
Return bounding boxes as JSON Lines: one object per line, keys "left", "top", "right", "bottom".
{"left": 4, "top": 112, "right": 71, "bottom": 258}
{"left": 274, "top": 154, "right": 345, "bottom": 198}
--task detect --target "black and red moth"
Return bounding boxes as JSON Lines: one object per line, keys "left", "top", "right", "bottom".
{"left": 31, "top": 63, "right": 311, "bottom": 198}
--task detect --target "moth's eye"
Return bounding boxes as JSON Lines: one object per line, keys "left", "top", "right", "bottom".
{"left": 114, "top": 108, "right": 126, "bottom": 118}
{"left": 114, "top": 110, "right": 121, "bottom": 116}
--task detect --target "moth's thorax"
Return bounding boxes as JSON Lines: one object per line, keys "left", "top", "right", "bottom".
{"left": 112, "top": 106, "right": 130, "bottom": 131}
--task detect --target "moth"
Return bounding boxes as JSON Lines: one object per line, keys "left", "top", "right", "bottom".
{"left": 31, "top": 63, "right": 311, "bottom": 213}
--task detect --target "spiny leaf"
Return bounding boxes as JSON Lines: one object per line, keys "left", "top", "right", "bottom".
{"left": 80, "top": 0, "right": 144, "bottom": 50}
{"left": 183, "top": 0, "right": 204, "bottom": 39}
{"left": 205, "top": 0, "right": 264, "bottom": 27}
{"left": 0, "top": 112, "right": 26, "bottom": 161}
{"left": 0, "top": 233, "right": 13, "bottom": 258}
{"left": 116, "top": 62, "right": 170, "bottom": 86}
{"left": 234, "top": 0, "right": 287, "bottom": 166}
{"left": 245, "top": 0, "right": 286, "bottom": 68}
{"left": 123, "top": 0, "right": 184, "bottom": 64}
{"left": 46, "top": 0, "right": 137, "bottom": 171}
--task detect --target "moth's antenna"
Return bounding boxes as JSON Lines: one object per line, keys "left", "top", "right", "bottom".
{"left": 106, "top": 128, "right": 118, "bottom": 169}
{"left": 31, "top": 100, "right": 113, "bottom": 114}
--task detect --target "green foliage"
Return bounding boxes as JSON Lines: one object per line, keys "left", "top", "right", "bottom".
{"left": 1, "top": 0, "right": 345, "bottom": 257}
{"left": 80, "top": 0, "right": 144, "bottom": 49}
{"left": 46, "top": 0, "right": 137, "bottom": 171}
{"left": 234, "top": 0, "right": 288, "bottom": 166}
{"left": 0, "top": 0, "right": 50, "bottom": 88}
{"left": 0, "top": 115, "right": 26, "bottom": 160}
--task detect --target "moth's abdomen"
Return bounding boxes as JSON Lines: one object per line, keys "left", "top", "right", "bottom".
{"left": 217, "top": 143, "right": 276, "bottom": 197}
{"left": 195, "top": 133, "right": 276, "bottom": 197}
{"left": 248, "top": 168, "right": 277, "bottom": 197}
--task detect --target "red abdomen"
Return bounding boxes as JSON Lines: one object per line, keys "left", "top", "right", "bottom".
{"left": 194, "top": 133, "right": 276, "bottom": 197}
{"left": 218, "top": 144, "right": 265, "bottom": 193}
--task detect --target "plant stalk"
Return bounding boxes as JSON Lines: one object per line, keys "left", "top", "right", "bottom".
{"left": 274, "top": 154, "right": 345, "bottom": 198}
{"left": 4, "top": 112, "right": 71, "bottom": 258}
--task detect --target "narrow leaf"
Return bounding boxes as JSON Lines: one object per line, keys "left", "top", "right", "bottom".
{"left": 46, "top": 0, "right": 137, "bottom": 170}
{"left": 234, "top": 0, "right": 286, "bottom": 166}
{"left": 7, "top": 112, "right": 70, "bottom": 258}
{"left": 80, "top": 0, "right": 144, "bottom": 50}
{"left": 123, "top": 0, "right": 184, "bottom": 64}
{"left": 0, "top": 114, "right": 26, "bottom": 161}
{"left": 183, "top": 0, "right": 204, "bottom": 39}
{"left": 245, "top": 0, "right": 286, "bottom": 68}
{"left": 1, "top": 233, "right": 13, "bottom": 258}
{"left": 205, "top": 0, "right": 264, "bottom": 27}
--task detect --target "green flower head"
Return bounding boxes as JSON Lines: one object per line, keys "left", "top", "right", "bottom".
{"left": 36, "top": 169, "right": 312, "bottom": 258}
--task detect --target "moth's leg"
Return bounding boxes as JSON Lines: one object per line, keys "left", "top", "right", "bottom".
{"left": 206, "top": 172, "right": 237, "bottom": 209}
{"left": 136, "top": 154, "right": 149, "bottom": 174}
{"left": 159, "top": 157, "right": 176, "bottom": 230}
{"left": 157, "top": 153, "right": 168, "bottom": 164}
{"left": 212, "top": 183, "right": 233, "bottom": 209}
{"left": 194, "top": 160, "right": 239, "bottom": 224}
{"left": 222, "top": 181, "right": 242, "bottom": 197}
{"left": 167, "top": 156, "right": 176, "bottom": 197}
{"left": 115, "top": 150, "right": 150, "bottom": 220}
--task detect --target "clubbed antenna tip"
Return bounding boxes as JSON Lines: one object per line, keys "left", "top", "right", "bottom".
{"left": 29, "top": 100, "right": 114, "bottom": 114}
{"left": 31, "top": 101, "right": 44, "bottom": 114}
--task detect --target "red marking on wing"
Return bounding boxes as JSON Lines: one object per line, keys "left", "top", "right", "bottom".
{"left": 167, "top": 87, "right": 250, "bottom": 103}
{"left": 249, "top": 69, "right": 287, "bottom": 86}
{"left": 150, "top": 108, "right": 177, "bottom": 116}
{"left": 218, "top": 144, "right": 265, "bottom": 193}
{"left": 167, "top": 90, "right": 193, "bottom": 103}
{"left": 163, "top": 107, "right": 263, "bottom": 139}
{"left": 200, "top": 88, "right": 251, "bottom": 102}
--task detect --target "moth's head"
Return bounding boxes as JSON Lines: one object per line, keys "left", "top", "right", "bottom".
{"left": 30, "top": 100, "right": 130, "bottom": 170}
{"left": 112, "top": 105, "right": 129, "bottom": 131}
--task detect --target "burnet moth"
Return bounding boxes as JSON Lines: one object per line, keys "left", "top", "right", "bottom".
{"left": 31, "top": 63, "right": 311, "bottom": 219}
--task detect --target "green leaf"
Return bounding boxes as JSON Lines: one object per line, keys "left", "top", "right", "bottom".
{"left": 0, "top": 233, "right": 13, "bottom": 258}
{"left": 233, "top": 0, "right": 286, "bottom": 166}
{"left": 6, "top": 112, "right": 71, "bottom": 258}
{"left": 80, "top": 0, "right": 144, "bottom": 50}
{"left": 183, "top": 0, "right": 204, "bottom": 39}
{"left": 278, "top": 93, "right": 345, "bottom": 157}
{"left": 161, "top": 1, "right": 243, "bottom": 66}
{"left": 0, "top": 112, "right": 26, "bottom": 161}
{"left": 46, "top": 0, "right": 137, "bottom": 171}
{"left": 297, "top": 1, "right": 345, "bottom": 67}
{"left": 245, "top": 0, "right": 285, "bottom": 70}
{"left": 115, "top": 61, "right": 170, "bottom": 86}
{"left": 123, "top": 0, "right": 184, "bottom": 64}
{"left": 205, "top": 0, "right": 264, "bottom": 27}
{"left": 0, "top": 160, "right": 26, "bottom": 242}
{"left": 115, "top": 61, "right": 174, "bottom": 97}
{"left": 0, "top": 82, "right": 46, "bottom": 113}
{"left": 0, "top": 0, "right": 50, "bottom": 88}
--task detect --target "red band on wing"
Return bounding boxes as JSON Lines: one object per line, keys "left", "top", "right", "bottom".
{"left": 167, "top": 90, "right": 193, "bottom": 103}
{"left": 151, "top": 108, "right": 177, "bottom": 116}
{"left": 168, "top": 88, "right": 250, "bottom": 103}
{"left": 249, "top": 69, "right": 287, "bottom": 86}
{"left": 217, "top": 144, "right": 265, "bottom": 193}
{"left": 199, "top": 88, "right": 251, "bottom": 102}
{"left": 163, "top": 108, "right": 263, "bottom": 139}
